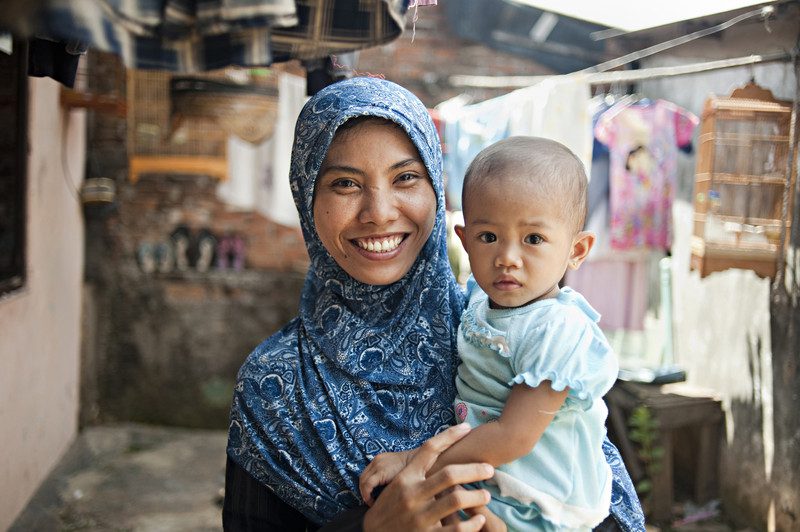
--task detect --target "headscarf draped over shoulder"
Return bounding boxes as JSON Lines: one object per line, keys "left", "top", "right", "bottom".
{"left": 227, "top": 77, "right": 465, "bottom": 524}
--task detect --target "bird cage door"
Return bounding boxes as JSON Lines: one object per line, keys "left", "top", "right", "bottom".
{"left": 691, "top": 82, "right": 795, "bottom": 278}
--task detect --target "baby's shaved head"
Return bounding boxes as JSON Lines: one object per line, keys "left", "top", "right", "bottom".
{"left": 462, "top": 137, "right": 589, "bottom": 233}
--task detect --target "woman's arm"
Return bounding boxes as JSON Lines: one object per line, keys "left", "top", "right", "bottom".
{"left": 429, "top": 381, "right": 567, "bottom": 474}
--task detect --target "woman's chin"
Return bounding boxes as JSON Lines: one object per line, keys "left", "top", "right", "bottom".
{"left": 345, "top": 254, "right": 415, "bottom": 286}
{"left": 348, "top": 261, "right": 414, "bottom": 286}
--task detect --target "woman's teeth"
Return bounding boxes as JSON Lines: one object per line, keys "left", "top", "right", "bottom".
{"left": 355, "top": 235, "right": 404, "bottom": 253}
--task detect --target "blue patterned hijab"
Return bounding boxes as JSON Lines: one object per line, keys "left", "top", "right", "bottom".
{"left": 227, "top": 77, "right": 465, "bottom": 524}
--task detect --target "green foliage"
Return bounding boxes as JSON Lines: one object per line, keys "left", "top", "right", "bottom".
{"left": 628, "top": 405, "right": 664, "bottom": 511}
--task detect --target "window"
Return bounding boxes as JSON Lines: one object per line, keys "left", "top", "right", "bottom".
{"left": 0, "top": 39, "right": 27, "bottom": 295}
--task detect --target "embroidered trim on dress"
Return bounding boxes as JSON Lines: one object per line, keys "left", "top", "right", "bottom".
{"left": 461, "top": 304, "right": 510, "bottom": 357}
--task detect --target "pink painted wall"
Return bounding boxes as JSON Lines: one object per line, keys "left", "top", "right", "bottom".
{"left": 0, "top": 77, "right": 85, "bottom": 529}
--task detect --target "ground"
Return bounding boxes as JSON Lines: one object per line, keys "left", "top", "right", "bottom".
{"left": 11, "top": 424, "right": 745, "bottom": 531}
{"left": 11, "top": 424, "right": 226, "bottom": 531}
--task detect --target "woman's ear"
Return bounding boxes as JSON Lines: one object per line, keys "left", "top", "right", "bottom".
{"left": 454, "top": 225, "right": 467, "bottom": 250}
{"left": 568, "top": 231, "right": 595, "bottom": 270}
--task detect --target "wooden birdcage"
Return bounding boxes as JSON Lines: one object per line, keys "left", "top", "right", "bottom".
{"left": 690, "top": 82, "right": 795, "bottom": 278}
{"left": 126, "top": 68, "right": 279, "bottom": 183}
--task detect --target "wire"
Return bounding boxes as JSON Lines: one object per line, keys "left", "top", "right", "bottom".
{"left": 578, "top": 5, "right": 776, "bottom": 74}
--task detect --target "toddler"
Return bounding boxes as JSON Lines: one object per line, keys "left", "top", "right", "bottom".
{"left": 360, "top": 137, "right": 618, "bottom": 531}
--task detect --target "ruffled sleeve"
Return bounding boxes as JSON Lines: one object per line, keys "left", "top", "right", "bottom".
{"left": 508, "top": 296, "right": 617, "bottom": 410}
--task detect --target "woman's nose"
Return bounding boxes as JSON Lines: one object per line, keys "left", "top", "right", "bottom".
{"left": 358, "top": 187, "right": 400, "bottom": 226}
{"left": 495, "top": 243, "right": 523, "bottom": 269}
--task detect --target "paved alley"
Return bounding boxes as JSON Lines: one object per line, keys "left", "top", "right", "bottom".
{"left": 10, "top": 424, "right": 227, "bottom": 532}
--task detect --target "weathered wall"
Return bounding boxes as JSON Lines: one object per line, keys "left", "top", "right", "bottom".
{"left": 636, "top": 12, "right": 799, "bottom": 529}
{"left": 0, "top": 78, "right": 86, "bottom": 530}
{"left": 81, "top": 52, "right": 309, "bottom": 428}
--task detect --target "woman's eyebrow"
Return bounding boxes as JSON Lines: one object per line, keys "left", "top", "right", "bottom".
{"left": 390, "top": 158, "right": 423, "bottom": 170}
{"left": 320, "top": 164, "right": 366, "bottom": 176}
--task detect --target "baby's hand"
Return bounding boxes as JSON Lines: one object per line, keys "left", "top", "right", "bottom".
{"left": 359, "top": 450, "right": 414, "bottom": 506}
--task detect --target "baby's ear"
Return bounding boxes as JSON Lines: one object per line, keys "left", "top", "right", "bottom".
{"left": 454, "top": 225, "right": 467, "bottom": 249}
{"left": 568, "top": 231, "right": 595, "bottom": 270}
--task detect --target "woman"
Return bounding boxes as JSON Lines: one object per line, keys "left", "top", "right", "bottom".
{"left": 224, "top": 77, "right": 644, "bottom": 531}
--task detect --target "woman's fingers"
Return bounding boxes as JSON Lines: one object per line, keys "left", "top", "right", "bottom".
{"left": 419, "top": 462, "right": 494, "bottom": 501}
{"left": 427, "top": 482, "right": 492, "bottom": 521}
{"left": 439, "top": 514, "right": 486, "bottom": 532}
{"left": 464, "top": 506, "right": 507, "bottom": 532}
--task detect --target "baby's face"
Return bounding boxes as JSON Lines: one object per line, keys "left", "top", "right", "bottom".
{"left": 456, "top": 174, "right": 579, "bottom": 309}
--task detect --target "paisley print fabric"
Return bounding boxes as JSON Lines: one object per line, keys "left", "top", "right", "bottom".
{"left": 604, "top": 438, "right": 646, "bottom": 531}
{"left": 227, "top": 77, "right": 464, "bottom": 524}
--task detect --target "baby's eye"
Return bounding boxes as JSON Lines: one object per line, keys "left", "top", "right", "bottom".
{"left": 525, "top": 234, "right": 544, "bottom": 245}
{"left": 478, "top": 233, "right": 497, "bottom": 243}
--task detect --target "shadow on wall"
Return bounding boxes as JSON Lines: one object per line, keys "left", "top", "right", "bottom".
{"left": 82, "top": 268, "right": 305, "bottom": 429}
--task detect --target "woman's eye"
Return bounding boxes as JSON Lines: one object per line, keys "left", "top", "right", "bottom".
{"left": 395, "top": 172, "right": 419, "bottom": 184}
{"left": 478, "top": 233, "right": 497, "bottom": 243}
{"left": 525, "top": 234, "right": 544, "bottom": 245}
{"left": 331, "top": 178, "right": 357, "bottom": 189}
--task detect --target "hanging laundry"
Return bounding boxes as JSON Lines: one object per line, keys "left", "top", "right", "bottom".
{"left": 440, "top": 75, "right": 592, "bottom": 209}
{"left": 586, "top": 95, "right": 612, "bottom": 227}
{"left": 566, "top": 252, "right": 651, "bottom": 331}
{"left": 3, "top": 0, "right": 407, "bottom": 72}
{"left": 595, "top": 99, "right": 698, "bottom": 251}
{"left": 263, "top": 72, "right": 306, "bottom": 226}
{"left": 217, "top": 72, "right": 305, "bottom": 227}
{"left": 508, "top": 76, "right": 593, "bottom": 173}
{"left": 439, "top": 94, "right": 512, "bottom": 209}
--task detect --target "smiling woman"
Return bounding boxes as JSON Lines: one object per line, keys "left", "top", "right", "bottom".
{"left": 313, "top": 117, "right": 436, "bottom": 286}
{"left": 224, "top": 77, "right": 493, "bottom": 531}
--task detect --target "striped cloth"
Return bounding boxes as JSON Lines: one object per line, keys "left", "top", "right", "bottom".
{"left": 11, "top": 0, "right": 408, "bottom": 72}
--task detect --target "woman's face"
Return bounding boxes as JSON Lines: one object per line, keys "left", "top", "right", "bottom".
{"left": 313, "top": 119, "right": 437, "bottom": 285}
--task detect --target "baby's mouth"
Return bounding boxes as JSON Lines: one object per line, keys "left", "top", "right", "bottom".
{"left": 353, "top": 234, "right": 405, "bottom": 253}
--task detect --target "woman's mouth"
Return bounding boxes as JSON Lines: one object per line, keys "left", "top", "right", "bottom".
{"left": 352, "top": 234, "right": 406, "bottom": 254}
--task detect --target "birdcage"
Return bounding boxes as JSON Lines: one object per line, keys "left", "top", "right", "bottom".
{"left": 690, "top": 82, "right": 795, "bottom": 278}
{"left": 126, "top": 68, "right": 279, "bottom": 183}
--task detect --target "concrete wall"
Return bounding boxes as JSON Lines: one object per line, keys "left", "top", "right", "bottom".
{"left": 0, "top": 78, "right": 86, "bottom": 530}
{"left": 635, "top": 13, "right": 799, "bottom": 530}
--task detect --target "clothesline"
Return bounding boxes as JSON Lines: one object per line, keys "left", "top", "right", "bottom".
{"left": 449, "top": 50, "right": 793, "bottom": 89}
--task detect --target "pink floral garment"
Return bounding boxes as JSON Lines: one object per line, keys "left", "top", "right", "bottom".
{"left": 595, "top": 100, "right": 698, "bottom": 250}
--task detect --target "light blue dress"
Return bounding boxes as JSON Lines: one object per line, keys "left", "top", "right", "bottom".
{"left": 455, "top": 286, "right": 618, "bottom": 531}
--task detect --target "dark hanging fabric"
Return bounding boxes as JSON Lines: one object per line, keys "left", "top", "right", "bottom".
{"left": 27, "top": 38, "right": 86, "bottom": 87}
{"left": 5, "top": 0, "right": 408, "bottom": 73}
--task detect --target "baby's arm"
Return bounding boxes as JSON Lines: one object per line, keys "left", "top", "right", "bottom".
{"left": 359, "top": 381, "right": 567, "bottom": 505}
{"left": 430, "top": 381, "right": 568, "bottom": 474}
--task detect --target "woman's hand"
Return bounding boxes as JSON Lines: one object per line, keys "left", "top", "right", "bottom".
{"left": 362, "top": 424, "right": 496, "bottom": 532}
{"left": 360, "top": 450, "right": 415, "bottom": 506}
